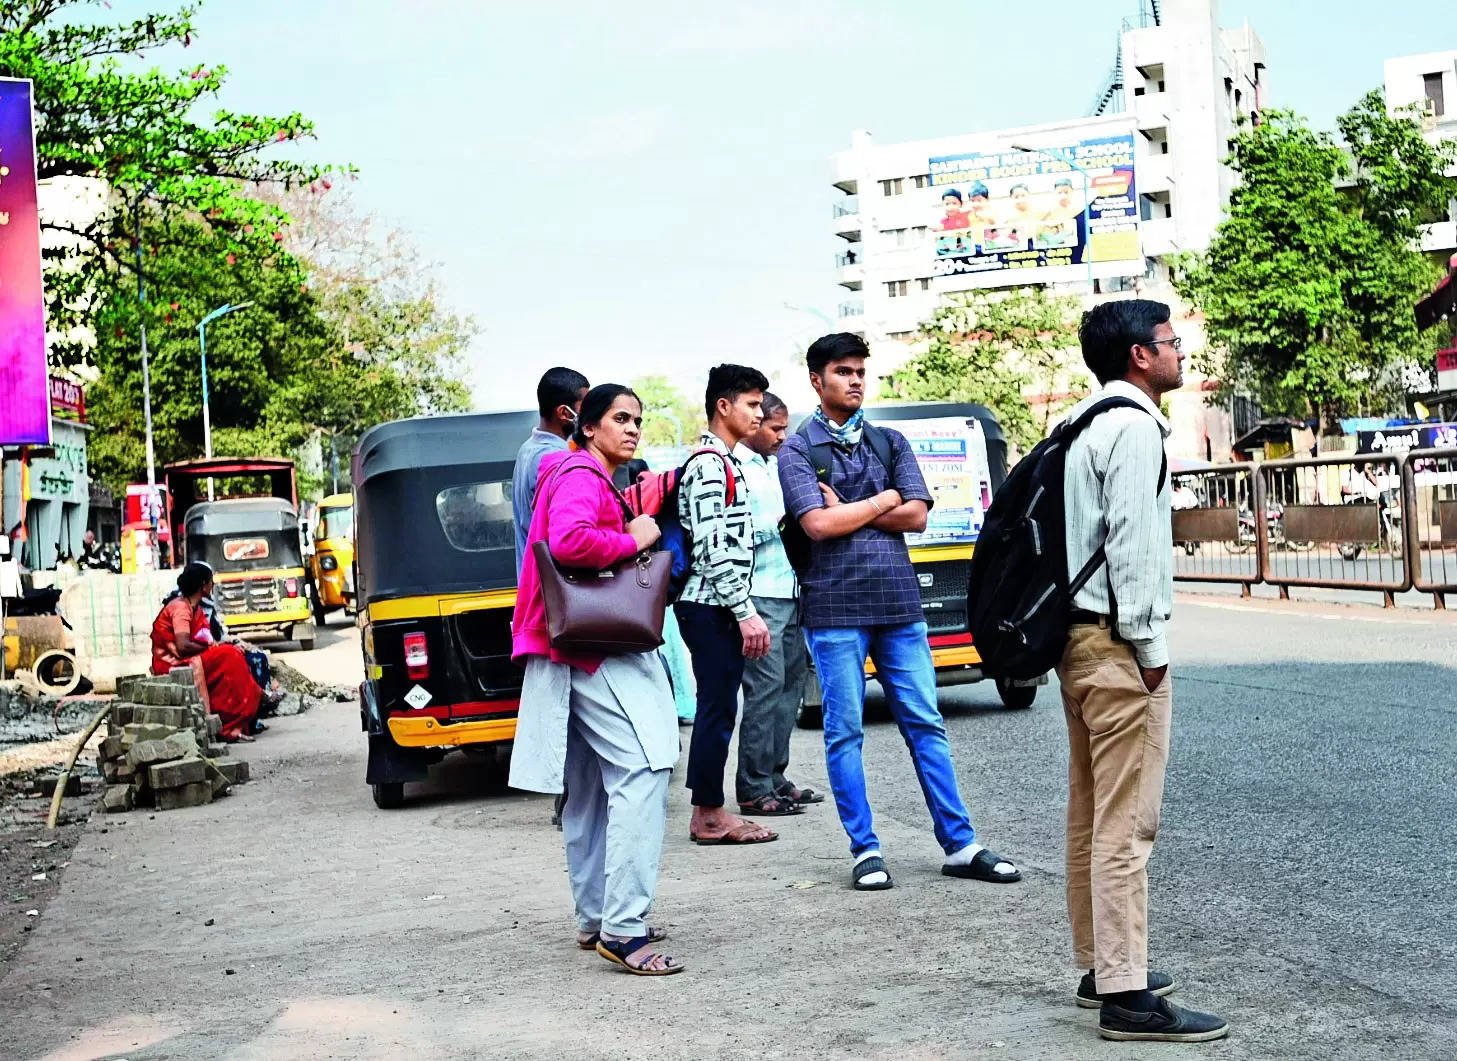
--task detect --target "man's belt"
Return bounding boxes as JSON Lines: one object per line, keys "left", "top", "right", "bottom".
{"left": 1069, "top": 609, "right": 1111, "bottom": 628}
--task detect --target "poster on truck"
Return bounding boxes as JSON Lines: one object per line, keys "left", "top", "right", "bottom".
{"left": 895, "top": 417, "right": 994, "bottom": 547}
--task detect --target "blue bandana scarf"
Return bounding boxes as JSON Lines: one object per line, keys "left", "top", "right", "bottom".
{"left": 813, "top": 407, "right": 864, "bottom": 448}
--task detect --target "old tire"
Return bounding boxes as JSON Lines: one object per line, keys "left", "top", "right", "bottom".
{"left": 995, "top": 676, "right": 1037, "bottom": 710}
{"left": 372, "top": 782, "right": 405, "bottom": 809}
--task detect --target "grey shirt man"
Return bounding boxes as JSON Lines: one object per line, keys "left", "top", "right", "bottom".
{"left": 512, "top": 428, "right": 570, "bottom": 575}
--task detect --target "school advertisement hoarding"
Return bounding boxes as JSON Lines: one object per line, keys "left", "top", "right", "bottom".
{"left": 0, "top": 79, "right": 48, "bottom": 446}
{"left": 928, "top": 134, "right": 1141, "bottom": 284}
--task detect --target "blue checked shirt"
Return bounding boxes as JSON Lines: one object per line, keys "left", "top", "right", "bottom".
{"left": 777, "top": 419, "right": 934, "bottom": 629}
{"left": 733, "top": 444, "right": 797, "bottom": 600}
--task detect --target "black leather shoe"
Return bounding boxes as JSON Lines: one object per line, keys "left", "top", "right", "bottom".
{"left": 1099, "top": 996, "right": 1229, "bottom": 1042}
{"left": 1076, "top": 970, "right": 1177, "bottom": 1008}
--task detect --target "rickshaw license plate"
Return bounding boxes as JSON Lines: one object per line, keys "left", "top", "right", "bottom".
{"left": 404, "top": 685, "right": 433, "bottom": 710}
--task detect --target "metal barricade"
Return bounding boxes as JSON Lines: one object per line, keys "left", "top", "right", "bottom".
{"left": 1171, "top": 465, "right": 1261, "bottom": 594}
{"left": 1255, "top": 454, "right": 1410, "bottom": 606}
{"left": 1404, "top": 447, "right": 1457, "bottom": 608}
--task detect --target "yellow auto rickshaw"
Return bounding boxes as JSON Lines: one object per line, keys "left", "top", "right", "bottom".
{"left": 309, "top": 492, "right": 356, "bottom": 624}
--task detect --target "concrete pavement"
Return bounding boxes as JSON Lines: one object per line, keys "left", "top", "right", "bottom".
{"left": 2, "top": 600, "right": 1455, "bottom": 1059}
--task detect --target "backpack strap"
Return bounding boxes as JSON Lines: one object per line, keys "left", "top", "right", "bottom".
{"left": 799, "top": 420, "right": 894, "bottom": 502}
{"left": 680, "top": 447, "right": 737, "bottom": 505}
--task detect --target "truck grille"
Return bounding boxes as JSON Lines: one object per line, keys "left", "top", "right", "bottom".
{"left": 216, "top": 577, "right": 280, "bottom": 616}
{"left": 914, "top": 559, "right": 969, "bottom": 637}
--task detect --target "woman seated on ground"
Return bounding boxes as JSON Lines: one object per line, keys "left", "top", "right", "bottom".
{"left": 151, "top": 562, "right": 267, "bottom": 742}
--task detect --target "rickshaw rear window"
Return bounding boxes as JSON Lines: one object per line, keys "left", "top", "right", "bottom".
{"left": 319, "top": 506, "right": 354, "bottom": 541}
{"left": 436, "top": 481, "right": 514, "bottom": 552}
{"left": 222, "top": 538, "right": 270, "bottom": 561}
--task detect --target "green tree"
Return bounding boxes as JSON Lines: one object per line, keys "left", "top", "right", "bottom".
{"left": 1177, "top": 93, "right": 1457, "bottom": 436}
{"left": 631, "top": 375, "right": 704, "bottom": 449}
{"left": 0, "top": 0, "right": 346, "bottom": 368}
{"left": 883, "top": 287, "right": 1087, "bottom": 453}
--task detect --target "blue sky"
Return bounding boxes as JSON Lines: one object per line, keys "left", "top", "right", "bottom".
{"left": 176, "top": 0, "right": 1449, "bottom": 411}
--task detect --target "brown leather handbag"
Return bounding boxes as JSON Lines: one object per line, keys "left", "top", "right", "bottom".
{"left": 531, "top": 463, "right": 669, "bottom": 655}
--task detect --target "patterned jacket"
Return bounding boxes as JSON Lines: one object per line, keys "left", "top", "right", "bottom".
{"left": 677, "top": 432, "right": 757, "bottom": 620}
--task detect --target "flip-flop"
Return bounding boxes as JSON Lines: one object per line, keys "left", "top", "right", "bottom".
{"left": 941, "top": 848, "right": 1022, "bottom": 883}
{"left": 596, "top": 935, "right": 685, "bottom": 976}
{"left": 577, "top": 925, "right": 668, "bottom": 950}
{"left": 689, "top": 822, "right": 778, "bottom": 845}
{"left": 853, "top": 855, "right": 894, "bottom": 891}
{"left": 736, "top": 794, "right": 803, "bottom": 817}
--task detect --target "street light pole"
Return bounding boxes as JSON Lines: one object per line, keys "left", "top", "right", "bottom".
{"left": 129, "top": 180, "right": 160, "bottom": 518}
{"left": 1009, "top": 143, "right": 1094, "bottom": 292}
{"left": 196, "top": 301, "right": 254, "bottom": 499}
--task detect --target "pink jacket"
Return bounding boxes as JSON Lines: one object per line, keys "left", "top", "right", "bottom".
{"left": 511, "top": 449, "right": 640, "bottom": 674}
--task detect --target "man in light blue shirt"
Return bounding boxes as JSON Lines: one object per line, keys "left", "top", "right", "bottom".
{"left": 512, "top": 367, "right": 590, "bottom": 575}
{"left": 732, "top": 392, "right": 822, "bottom": 815}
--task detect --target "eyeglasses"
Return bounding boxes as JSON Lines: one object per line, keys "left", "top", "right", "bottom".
{"left": 1142, "top": 336, "right": 1183, "bottom": 352}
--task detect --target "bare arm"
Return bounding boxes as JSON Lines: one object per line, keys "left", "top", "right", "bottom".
{"left": 800, "top": 486, "right": 902, "bottom": 541}
{"left": 869, "top": 499, "right": 929, "bottom": 534}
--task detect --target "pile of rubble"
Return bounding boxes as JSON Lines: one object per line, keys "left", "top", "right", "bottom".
{"left": 96, "top": 672, "right": 249, "bottom": 813}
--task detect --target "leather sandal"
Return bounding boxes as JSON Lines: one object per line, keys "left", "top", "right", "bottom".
{"left": 736, "top": 794, "right": 803, "bottom": 817}
{"left": 595, "top": 935, "right": 685, "bottom": 976}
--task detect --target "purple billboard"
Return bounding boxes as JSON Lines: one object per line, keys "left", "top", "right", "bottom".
{"left": 0, "top": 79, "right": 49, "bottom": 445}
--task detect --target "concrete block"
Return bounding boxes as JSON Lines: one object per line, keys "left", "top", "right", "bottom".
{"left": 109, "top": 702, "right": 136, "bottom": 727}
{"left": 202, "top": 758, "right": 232, "bottom": 797}
{"left": 169, "top": 669, "right": 197, "bottom": 687}
{"left": 207, "top": 714, "right": 222, "bottom": 738}
{"left": 213, "top": 759, "right": 249, "bottom": 785}
{"left": 99, "top": 734, "right": 127, "bottom": 761}
{"left": 101, "top": 759, "right": 136, "bottom": 783}
{"left": 148, "top": 756, "right": 208, "bottom": 790}
{"left": 102, "top": 784, "right": 134, "bottom": 813}
{"left": 126, "top": 729, "right": 200, "bottom": 769}
{"left": 206, "top": 742, "right": 230, "bottom": 759}
{"left": 135, "top": 705, "right": 192, "bottom": 729}
{"left": 122, "top": 722, "right": 175, "bottom": 749}
{"left": 37, "top": 774, "right": 81, "bottom": 798}
{"left": 155, "top": 781, "right": 213, "bottom": 811}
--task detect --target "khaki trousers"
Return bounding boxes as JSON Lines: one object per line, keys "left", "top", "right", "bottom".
{"left": 1057, "top": 622, "right": 1173, "bottom": 995}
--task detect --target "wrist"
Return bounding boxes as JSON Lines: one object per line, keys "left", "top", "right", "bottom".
{"left": 866, "top": 497, "right": 884, "bottom": 515}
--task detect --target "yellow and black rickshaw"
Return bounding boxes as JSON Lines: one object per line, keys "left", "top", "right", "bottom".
{"left": 353, "top": 410, "right": 537, "bottom": 809}
{"left": 309, "top": 492, "right": 356, "bottom": 624}
{"left": 166, "top": 457, "right": 316, "bottom": 649}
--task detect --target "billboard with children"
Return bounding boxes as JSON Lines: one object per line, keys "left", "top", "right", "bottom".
{"left": 928, "top": 134, "right": 1141, "bottom": 284}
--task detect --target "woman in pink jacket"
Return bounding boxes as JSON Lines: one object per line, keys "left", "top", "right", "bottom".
{"left": 509, "top": 384, "right": 684, "bottom": 976}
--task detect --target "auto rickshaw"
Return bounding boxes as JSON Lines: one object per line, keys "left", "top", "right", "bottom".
{"left": 354, "top": 410, "right": 537, "bottom": 809}
{"left": 796, "top": 401, "right": 1037, "bottom": 723}
{"left": 309, "top": 492, "right": 356, "bottom": 624}
{"left": 182, "top": 498, "right": 316, "bottom": 649}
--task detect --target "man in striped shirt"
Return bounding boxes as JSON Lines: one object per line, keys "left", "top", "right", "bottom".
{"left": 1059, "top": 299, "right": 1228, "bottom": 1043}
{"left": 676, "top": 364, "right": 780, "bottom": 846}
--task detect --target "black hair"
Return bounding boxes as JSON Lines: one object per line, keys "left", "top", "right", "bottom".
{"left": 537, "top": 366, "right": 590, "bottom": 419}
{"left": 177, "top": 561, "right": 214, "bottom": 597}
{"left": 703, "top": 364, "right": 770, "bottom": 423}
{"left": 1010, "top": 183, "right": 1030, "bottom": 195}
{"left": 806, "top": 333, "right": 869, "bottom": 377}
{"left": 572, "top": 384, "right": 641, "bottom": 448}
{"left": 1054, "top": 177, "right": 1074, "bottom": 189}
{"left": 969, "top": 182, "right": 990, "bottom": 199}
{"left": 760, "top": 391, "right": 788, "bottom": 418}
{"left": 1078, "top": 299, "right": 1172, "bottom": 384}
{"left": 942, "top": 188, "right": 963, "bottom": 203}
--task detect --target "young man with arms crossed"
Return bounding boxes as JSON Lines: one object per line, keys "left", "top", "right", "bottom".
{"left": 777, "top": 333, "right": 1019, "bottom": 890}
{"left": 512, "top": 367, "right": 590, "bottom": 576}
{"left": 1061, "top": 300, "right": 1227, "bottom": 1043}
{"left": 676, "top": 364, "right": 780, "bottom": 845}
{"left": 733, "top": 392, "right": 823, "bottom": 817}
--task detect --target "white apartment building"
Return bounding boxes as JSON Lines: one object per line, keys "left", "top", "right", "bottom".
{"left": 1383, "top": 50, "right": 1457, "bottom": 259}
{"left": 828, "top": 0, "right": 1265, "bottom": 363}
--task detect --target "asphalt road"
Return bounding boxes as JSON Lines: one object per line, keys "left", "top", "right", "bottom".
{"left": 2, "top": 598, "right": 1454, "bottom": 1060}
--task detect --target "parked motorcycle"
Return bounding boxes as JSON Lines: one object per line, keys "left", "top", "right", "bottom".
{"left": 1338, "top": 488, "right": 1403, "bottom": 561}
{"left": 1222, "top": 500, "right": 1314, "bottom": 553}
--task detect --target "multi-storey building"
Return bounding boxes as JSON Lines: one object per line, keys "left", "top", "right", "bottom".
{"left": 826, "top": 0, "right": 1266, "bottom": 459}
{"left": 1383, "top": 50, "right": 1457, "bottom": 261}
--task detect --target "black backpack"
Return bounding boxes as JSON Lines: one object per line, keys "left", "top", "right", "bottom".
{"left": 967, "top": 396, "right": 1166, "bottom": 681}
{"left": 779, "top": 422, "right": 895, "bottom": 576}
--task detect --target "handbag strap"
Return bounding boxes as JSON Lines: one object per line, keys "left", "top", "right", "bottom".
{"left": 540, "top": 457, "right": 636, "bottom": 534}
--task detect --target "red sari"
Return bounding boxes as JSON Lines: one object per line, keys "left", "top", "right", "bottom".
{"left": 150, "top": 598, "right": 260, "bottom": 741}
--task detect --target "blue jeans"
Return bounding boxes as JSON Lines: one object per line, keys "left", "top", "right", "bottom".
{"left": 804, "top": 621, "right": 976, "bottom": 858}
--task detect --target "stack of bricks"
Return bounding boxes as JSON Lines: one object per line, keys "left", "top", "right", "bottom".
{"left": 95, "top": 671, "right": 250, "bottom": 813}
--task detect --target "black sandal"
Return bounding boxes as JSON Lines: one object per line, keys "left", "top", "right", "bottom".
{"left": 941, "top": 848, "right": 1022, "bottom": 883}
{"left": 577, "top": 925, "right": 667, "bottom": 950}
{"left": 776, "top": 784, "right": 826, "bottom": 805}
{"left": 595, "top": 935, "right": 685, "bottom": 976}
{"left": 853, "top": 855, "right": 894, "bottom": 891}
{"left": 737, "top": 794, "right": 804, "bottom": 817}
